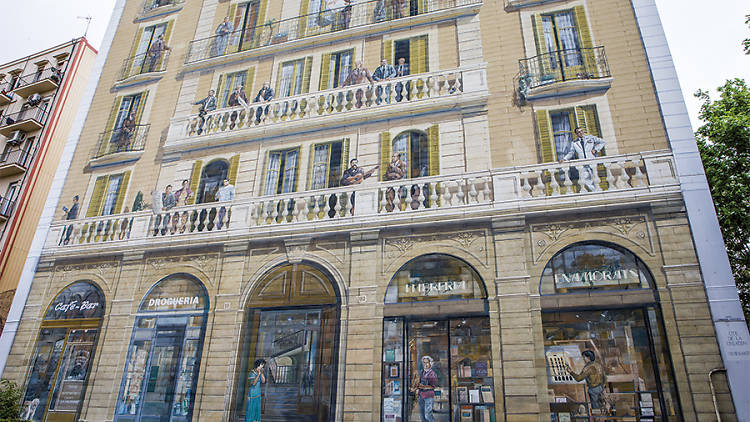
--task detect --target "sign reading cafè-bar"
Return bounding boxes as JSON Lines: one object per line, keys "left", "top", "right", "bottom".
{"left": 554, "top": 267, "right": 641, "bottom": 290}
{"left": 401, "top": 278, "right": 471, "bottom": 297}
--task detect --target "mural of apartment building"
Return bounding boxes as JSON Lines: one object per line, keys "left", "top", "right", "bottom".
{"left": 0, "top": 0, "right": 747, "bottom": 421}
{"left": 0, "top": 38, "right": 97, "bottom": 333}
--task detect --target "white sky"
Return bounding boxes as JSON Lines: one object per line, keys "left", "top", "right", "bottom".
{"left": 0, "top": 0, "right": 747, "bottom": 130}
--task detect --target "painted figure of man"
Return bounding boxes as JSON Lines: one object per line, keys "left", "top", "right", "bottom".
{"left": 158, "top": 184, "right": 176, "bottom": 235}
{"left": 193, "top": 89, "right": 217, "bottom": 134}
{"left": 117, "top": 112, "right": 136, "bottom": 150}
{"left": 61, "top": 195, "right": 79, "bottom": 245}
{"left": 566, "top": 350, "right": 607, "bottom": 409}
{"left": 384, "top": 152, "right": 406, "bottom": 212}
{"left": 336, "top": 0, "right": 353, "bottom": 30}
{"left": 373, "top": 0, "right": 386, "bottom": 21}
{"left": 216, "top": 178, "right": 235, "bottom": 229}
{"left": 147, "top": 34, "right": 171, "bottom": 72}
{"left": 373, "top": 59, "right": 397, "bottom": 81}
{"left": 411, "top": 356, "right": 437, "bottom": 422}
{"left": 253, "top": 81, "right": 274, "bottom": 123}
{"left": 559, "top": 127, "right": 606, "bottom": 192}
{"left": 390, "top": 0, "right": 405, "bottom": 19}
{"left": 341, "top": 158, "right": 378, "bottom": 186}
{"left": 395, "top": 57, "right": 410, "bottom": 101}
{"left": 342, "top": 61, "right": 374, "bottom": 86}
{"left": 214, "top": 16, "right": 234, "bottom": 57}
{"left": 228, "top": 85, "right": 249, "bottom": 108}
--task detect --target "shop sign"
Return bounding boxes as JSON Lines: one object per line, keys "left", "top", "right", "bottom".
{"left": 146, "top": 296, "right": 201, "bottom": 310}
{"left": 401, "top": 278, "right": 471, "bottom": 297}
{"left": 554, "top": 267, "right": 640, "bottom": 290}
{"left": 54, "top": 300, "right": 100, "bottom": 314}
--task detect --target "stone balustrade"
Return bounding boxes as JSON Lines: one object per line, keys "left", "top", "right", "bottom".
{"left": 45, "top": 151, "right": 678, "bottom": 251}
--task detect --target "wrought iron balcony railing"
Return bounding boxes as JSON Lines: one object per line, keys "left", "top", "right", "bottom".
{"left": 119, "top": 50, "right": 171, "bottom": 81}
{"left": 48, "top": 151, "right": 679, "bottom": 249}
{"left": 186, "top": 0, "right": 483, "bottom": 64}
{"left": 13, "top": 67, "right": 62, "bottom": 97}
{"left": 91, "top": 124, "right": 150, "bottom": 160}
{"left": 141, "top": 0, "right": 183, "bottom": 14}
{"left": 518, "top": 47, "right": 611, "bottom": 98}
{"left": 0, "top": 106, "right": 48, "bottom": 137}
{"left": 0, "top": 148, "right": 34, "bottom": 170}
{"left": 0, "top": 196, "right": 16, "bottom": 219}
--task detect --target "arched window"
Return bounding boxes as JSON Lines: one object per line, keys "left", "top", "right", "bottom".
{"left": 197, "top": 159, "right": 229, "bottom": 203}
{"left": 22, "top": 282, "right": 104, "bottom": 422}
{"left": 392, "top": 130, "right": 430, "bottom": 179}
{"left": 385, "top": 254, "right": 486, "bottom": 303}
{"left": 540, "top": 241, "right": 654, "bottom": 295}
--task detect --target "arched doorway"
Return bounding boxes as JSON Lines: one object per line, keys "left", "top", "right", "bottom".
{"left": 235, "top": 262, "right": 340, "bottom": 422}
{"left": 21, "top": 281, "right": 105, "bottom": 422}
{"left": 197, "top": 159, "right": 229, "bottom": 204}
{"left": 382, "top": 254, "right": 496, "bottom": 422}
{"left": 114, "top": 274, "right": 208, "bottom": 422}
{"left": 539, "top": 241, "right": 682, "bottom": 421}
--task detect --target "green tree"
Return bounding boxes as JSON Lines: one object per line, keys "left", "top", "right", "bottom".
{"left": 744, "top": 15, "right": 749, "bottom": 55}
{"left": 0, "top": 379, "right": 22, "bottom": 421}
{"left": 695, "top": 78, "right": 750, "bottom": 320}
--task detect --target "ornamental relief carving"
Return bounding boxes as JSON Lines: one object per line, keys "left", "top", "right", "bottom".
{"left": 314, "top": 241, "right": 348, "bottom": 266}
{"left": 382, "top": 230, "right": 489, "bottom": 274}
{"left": 144, "top": 253, "right": 219, "bottom": 286}
{"left": 53, "top": 261, "right": 119, "bottom": 292}
{"left": 530, "top": 216, "right": 654, "bottom": 264}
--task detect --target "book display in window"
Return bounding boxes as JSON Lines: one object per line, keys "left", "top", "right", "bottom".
{"left": 450, "top": 318, "right": 495, "bottom": 421}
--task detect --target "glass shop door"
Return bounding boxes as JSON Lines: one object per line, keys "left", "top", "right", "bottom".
{"left": 139, "top": 322, "right": 185, "bottom": 422}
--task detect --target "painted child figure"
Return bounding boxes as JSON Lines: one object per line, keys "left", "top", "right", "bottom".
{"left": 246, "top": 359, "right": 266, "bottom": 422}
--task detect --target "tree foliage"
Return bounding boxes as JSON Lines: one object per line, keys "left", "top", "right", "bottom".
{"left": 695, "top": 79, "right": 750, "bottom": 320}
{"left": 0, "top": 379, "right": 22, "bottom": 421}
{"left": 744, "top": 15, "right": 750, "bottom": 55}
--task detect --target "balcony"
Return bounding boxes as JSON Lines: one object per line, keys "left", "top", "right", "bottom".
{"left": 504, "top": 0, "right": 567, "bottom": 11}
{"left": 166, "top": 65, "right": 487, "bottom": 155}
{"left": 90, "top": 124, "right": 150, "bottom": 166}
{"left": 0, "top": 82, "right": 15, "bottom": 105}
{"left": 12, "top": 68, "right": 62, "bottom": 98}
{"left": 0, "top": 196, "right": 15, "bottom": 222}
{"left": 185, "top": 0, "right": 483, "bottom": 67}
{"left": 138, "top": 0, "right": 184, "bottom": 20}
{"left": 116, "top": 51, "right": 170, "bottom": 87}
{"left": 45, "top": 150, "right": 680, "bottom": 252}
{"left": 518, "top": 47, "right": 612, "bottom": 101}
{"left": 0, "top": 148, "right": 34, "bottom": 177}
{"left": 0, "top": 106, "right": 47, "bottom": 138}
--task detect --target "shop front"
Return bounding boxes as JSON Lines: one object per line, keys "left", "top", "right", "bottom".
{"left": 234, "top": 262, "right": 340, "bottom": 422}
{"left": 382, "top": 254, "right": 496, "bottom": 422}
{"left": 21, "top": 281, "right": 104, "bottom": 422}
{"left": 540, "top": 242, "right": 681, "bottom": 421}
{"left": 114, "top": 274, "right": 208, "bottom": 422}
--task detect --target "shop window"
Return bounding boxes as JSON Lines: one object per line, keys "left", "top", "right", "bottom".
{"left": 385, "top": 254, "right": 485, "bottom": 303}
{"left": 535, "top": 105, "right": 602, "bottom": 163}
{"left": 115, "top": 275, "right": 208, "bottom": 422}
{"left": 382, "top": 317, "right": 496, "bottom": 422}
{"left": 263, "top": 148, "right": 300, "bottom": 195}
{"left": 86, "top": 171, "right": 131, "bottom": 217}
{"left": 319, "top": 49, "right": 353, "bottom": 90}
{"left": 235, "top": 263, "right": 339, "bottom": 421}
{"left": 21, "top": 282, "right": 104, "bottom": 422}
{"left": 309, "top": 139, "right": 348, "bottom": 190}
{"left": 539, "top": 241, "right": 652, "bottom": 295}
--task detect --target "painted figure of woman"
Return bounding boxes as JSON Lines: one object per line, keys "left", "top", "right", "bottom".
{"left": 246, "top": 359, "right": 266, "bottom": 422}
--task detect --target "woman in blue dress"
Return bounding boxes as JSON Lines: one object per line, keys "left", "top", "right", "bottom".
{"left": 245, "top": 359, "right": 266, "bottom": 422}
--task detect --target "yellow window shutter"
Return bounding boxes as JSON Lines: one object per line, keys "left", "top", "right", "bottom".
{"left": 536, "top": 110, "right": 556, "bottom": 162}
{"left": 418, "top": 0, "right": 427, "bottom": 14}
{"left": 573, "top": 6, "right": 594, "bottom": 50}
{"left": 215, "top": 74, "right": 226, "bottom": 105}
{"left": 302, "top": 56, "right": 313, "bottom": 94}
{"left": 228, "top": 154, "right": 241, "bottom": 186}
{"left": 134, "top": 91, "right": 149, "bottom": 123}
{"left": 379, "top": 131, "right": 391, "bottom": 180}
{"left": 531, "top": 15, "right": 548, "bottom": 55}
{"left": 127, "top": 28, "right": 145, "bottom": 74}
{"left": 307, "top": 144, "right": 316, "bottom": 190}
{"left": 574, "top": 106, "right": 587, "bottom": 133}
{"left": 225, "top": 3, "right": 240, "bottom": 54}
{"left": 244, "top": 67, "right": 256, "bottom": 100}
{"left": 319, "top": 53, "right": 332, "bottom": 91}
{"left": 114, "top": 171, "right": 131, "bottom": 214}
{"left": 582, "top": 105, "right": 601, "bottom": 138}
{"left": 383, "top": 40, "right": 393, "bottom": 63}
{"left": 299, "top": 0, "right": 310, "bottom": 36}
{"left": 427, "top": 125, "right": 440, "bottom": 176}
{"left": 257, "top": 0, "right": 270, "bottom": 23}
{"left": 105, "top": 97, "right": 124, "bottom": 133}
{"left": 188, "top": 160, "right": 203, "bottom": 205}
{"left": 341, "top": 138, "right": 350, "bottom": 170}
{"left": 86, "top": 176, "right": 109, "bottom": 217}
{"left": 275, "top": 63, "right": 284, "bottom": 96}
{"left": 293, "top": 147, "right": 301, "bottom": 193}
{"left": 163, "top": 20, "right": 175, "bottom": 44}
{"left": 409, "top": 36, "right": 428, "bottom": 74}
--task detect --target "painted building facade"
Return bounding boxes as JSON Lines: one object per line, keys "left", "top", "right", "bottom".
{"left": 0, "top": 39, "right": 97, "bottom": 332}
{"left": 0, "top": 0, "right": 746, "bottom": 421}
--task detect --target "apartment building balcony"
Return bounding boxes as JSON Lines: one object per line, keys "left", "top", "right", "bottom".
{"left": 45, "top": 150, "right": 680, "bottom": 253}
{"left": 0, "top": 82, "right": 14, "bottom": 105}
{"left": 504, "top": 0, "right": 567, "bottom": 11}
{"left": 0, "top": 148, "right": 34, "bottom": 177}
{"left": 12, "top": 67, "right": 62, "bottom": 98}
{"left": 90, "top": 124, "right": 150, "bottom": 166}
{"left": 166, "top": 65, "right": 487, "bottom": 155}
{"left": 518, "top": 47, "right": 612, "bottom": 101}
{"left": 0, "top": 106, "right": 47, "bottom": 138}
{"left": 0, "top": 196, "right": 15, "bottom": 223}
{"left": 138, "top": 0, "right": 184, "bottom": 21}
{"left": 115, "top": 51, "right": 170, "bottom": 88}
{"left": 184, "top": 0, "right": 483, "bottom": 69}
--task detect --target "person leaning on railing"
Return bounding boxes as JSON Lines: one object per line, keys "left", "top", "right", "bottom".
{"left": 558, "top": 127, "right": 606, "bottom": 192}
{"left": 213, "top": 16, "right": 234, "bottom": 57}
{"left": 193, "top": 89, "right": 217, "bottom": 134}
{"left": 253, "top": 82, "right": 274, "bottom": 124}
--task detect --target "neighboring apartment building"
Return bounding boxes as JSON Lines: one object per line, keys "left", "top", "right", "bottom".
{"left": 0, "top": 0, "right": 747, "bottom": 422}
{"left": 0, "top": 39, "right": 96, "bottom": 332}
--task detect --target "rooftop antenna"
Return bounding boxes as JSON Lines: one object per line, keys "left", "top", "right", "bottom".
{"left": 77, "top": 15, "right": 93, "bottom": 38}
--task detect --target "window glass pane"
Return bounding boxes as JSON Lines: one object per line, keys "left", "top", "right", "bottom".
{"left": 410, "top": 132, "right": 429, "bottom": 178}
{"left": 543, "top": 309, "right": 680, "bottom": 421}
{"left": 450, "top": 318, "right": 495, "bottom": 421}
{"left": 21, "top": 328, "right": 67, "bottom": 422}
{"left": 140, "top": 275, "right": 208, "bottom": 312}
{"left": 311, "top": 144, "right": 330, "bottom": 190}
{"left": 407, "top": 320, "right": 450, "bottom": 422}
{"left": 101, "top": 175, "right": 123, "bottom": 216}
{"left": 554, "top": 12, "right": 582, "bottom": 66}
{"left": 382, "top": 318, "right": 405, "bottom": 422}
{"left": 550, "top": 111, "right": 573, "bottom": 161}
{"left": 281, "top": 149, "right": 298, "bottom": 194}
{"left": 279, "top": 63, "right": 295, "bottom": 97}
{"left": 49, "top": 329, "right": 98, "bottom": 412}
{"left": 264, "top": 152, "right": 281, "bottom": 196}
{"left": 117, "top": 335, "right": 152, "bottom": 416}
{"left": 292, "top": 60, "right": 305, "bottom": 96}
{"left": 540, "top": 242, "right": 652, "bottom": 295}
{"left": 385, "top": 254, "right": 485, "bottom": 303}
